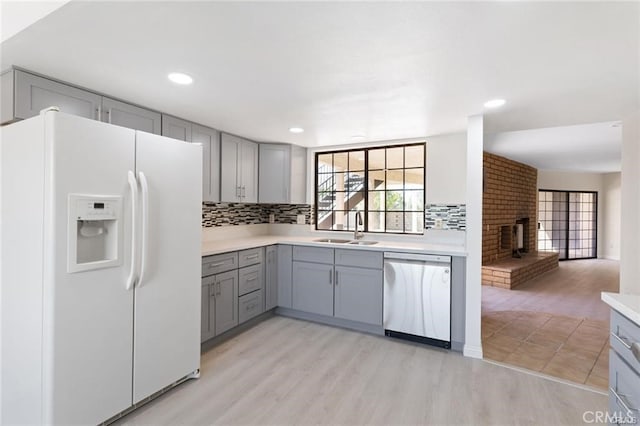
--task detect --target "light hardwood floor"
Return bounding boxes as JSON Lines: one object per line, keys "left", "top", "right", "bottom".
{"left": 116, "top": 316, "right": 606, "bottom": 425}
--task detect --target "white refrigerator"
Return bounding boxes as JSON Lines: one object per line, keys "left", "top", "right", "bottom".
{"left": 0, "top": 109, "right": 202, "bottom": 424}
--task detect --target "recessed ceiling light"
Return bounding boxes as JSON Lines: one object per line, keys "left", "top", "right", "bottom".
{"left": 484, "top": 99, "right": 506, "bottom": 108}
{"left": 289, "top": 127, "right": 304, "bottom": 134}
{"left": 168, "top": 72, "right": 193, "bottom": 85}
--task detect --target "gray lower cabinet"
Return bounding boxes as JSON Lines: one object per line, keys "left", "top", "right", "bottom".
{"left": 239, "top": 290, "right": 263, "bottom": 324}
{"left": 292, "top": 261, "right": 334, "bottom": 316}
{"left": 277, "top": 245, "right": 293, "bottom": 308}
{"left": 265, "top": 245, "right": 278, "bottom": 310}
{"left": 214, "top": 270, "right": 239, "bottom": 335}
{"left": 101, "top": 97, "right": 161, "bottom": 134}
{"left": 609, "top": 310, "right": 640, "bottom": 424}
{"left": 201, "top": 277, "right": 214, "bottom": 342}
{"left": 334, "top": 265, "right": 383, "bottom": 325}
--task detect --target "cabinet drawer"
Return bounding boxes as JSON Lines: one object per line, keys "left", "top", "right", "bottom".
{"left": 292, "top": 246, "right": 333, "bottom": 264}
{"left": 609, "top": 351, "right": 640, "bottom": 424}
{"left": 611, "top": 310, "right": 640, "bottom": 374}
{"left": 239, "top": 247, "right": 263, "bottom": 268}
{"left": 202, "top": 252, "right": 238, "bottom": 277}
{"left": 239, "top": 290, "right": 263, "bottom": 324}
{"left": 335, "top": 249, "right": 383, "bottom": 269}
{"left": 239, "top": 264, "right": 263, "bottom": 296}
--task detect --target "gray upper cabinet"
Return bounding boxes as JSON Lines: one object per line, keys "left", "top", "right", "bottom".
{"left": 221, "top": 133, "right": 258, "bottom": 203}
{"left": 11, "top": 69, "right": 101, "bottom": 122}
{"left": 292, "top": 261, "right": 334, "bottom": 316}
{"left": 334, "top": 265, "right": 383, "bottom": 325}
{"left": 3, "top": 69, "right": 163, "bottom": 135}
{"left": 258, "top": 143, "right": 307, "bottom": 204}
{"left": 101, "top": 97, "right": 161, "bottom": 134}
{"left": 192, "top": 124, "right": 220, "bottom": 203}
{"left": 161, "top": 114, "right": 192, "bottom": 142}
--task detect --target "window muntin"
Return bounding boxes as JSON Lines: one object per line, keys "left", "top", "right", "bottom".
{"left": 315, "top": 143, "right": 425, "bottom": 234}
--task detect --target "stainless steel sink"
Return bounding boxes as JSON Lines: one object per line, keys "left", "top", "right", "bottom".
{"left": 348, "top": 240, "right": 378, "bottom": 245}
{"left": 313, "top": 238, "right": 352, "bottom": 244}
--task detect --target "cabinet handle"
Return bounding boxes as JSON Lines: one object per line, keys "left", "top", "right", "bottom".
{"left": 236, "top": 186, "right": 241, "bottom": 198}
{"left": 329, "top": 270, "right": 332, "bottom": 284}
{"left": 246, "top": 276, "right": 257, "bottom": 282}
{"left": 612, "top": 332, "right": 633, "bottom": 350}
{"left": 335, "top": 271, "right": 338, "bottom": 286}
{"left": 610, "top": 387, "right": 638, "bottom": 413}
{"left": 242, "top": 186, "right": 246, "bottom": 198}
{"left": 208, "top": 262, "right": 227, "bottom": 268}
{"left": 107, "top": 108, "right": 112, "bottom": 124}
{"left": 245, "top": 254, "right": 259, "bottom": 260}
{"left": 210, "top": 283, "right": 216, "bottom": 298}
{"left": 95, "top": 106, "right": 101, "bottom": 121}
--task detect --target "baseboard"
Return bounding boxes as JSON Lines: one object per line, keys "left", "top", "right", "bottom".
{"left": 463, "top": 344, "right": 483, "bottom": 359}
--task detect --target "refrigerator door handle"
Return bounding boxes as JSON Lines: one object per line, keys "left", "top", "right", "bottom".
{"left": 125, "top": 170, "right": 138, "bottom": 290}
{"left": 137, "top": 171, "right": 150, "bottom": 288}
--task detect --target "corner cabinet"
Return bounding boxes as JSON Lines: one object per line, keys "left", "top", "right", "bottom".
{"left": 258, "top": 144, "right": 307, "bottom": 204}
{"left": 2, "top": 69, "right": 161, "bottom": 134}
{"left": 220, "top": 133, "right": 258, "bottom": 203}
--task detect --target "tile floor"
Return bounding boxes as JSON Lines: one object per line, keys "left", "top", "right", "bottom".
{"left": 482, "top": 259, "right": 619, "bottom": 390}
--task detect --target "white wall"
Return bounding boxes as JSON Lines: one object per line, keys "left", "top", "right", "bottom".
{"left": 620, "top": 111, "right": 640, "bottom": 294}
{"left": 602, "top": 173, "right": 621, "bottom": 260}
{"left": 426, "top": 132, "right": 467, "bottom": 204}
{"left": 464, "top": 115, "right": 483, "bottom": 359}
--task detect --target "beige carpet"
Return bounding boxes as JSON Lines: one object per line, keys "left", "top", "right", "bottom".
{"left": 482, "top": 310, "right": 609, "bottom": 390}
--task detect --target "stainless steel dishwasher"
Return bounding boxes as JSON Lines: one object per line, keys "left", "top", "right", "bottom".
{"left": 383, "top": 252, "right": 451, "bottom": 348}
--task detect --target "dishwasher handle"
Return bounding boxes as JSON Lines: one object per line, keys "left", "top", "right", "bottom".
{"left": 384, "top": 252, "right": 451, "bottom": 264}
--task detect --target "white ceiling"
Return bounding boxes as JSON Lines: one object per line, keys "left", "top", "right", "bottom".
{"left": 0, "top": 1, "right": 638, "bottom": 169}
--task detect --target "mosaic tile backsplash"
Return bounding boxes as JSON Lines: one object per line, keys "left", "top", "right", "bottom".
{"left": 202, "top": 203, "right": 313, "bottom": 227}
{"left": 425, "top": 204, "right": 466, "bottom": 230}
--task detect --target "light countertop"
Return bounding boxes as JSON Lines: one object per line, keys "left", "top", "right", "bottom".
{"left": 601, "top": 292, "right": 640, "bottom": 326}
{"left": 202, "top": 235, "right": 467, "bottom": 258}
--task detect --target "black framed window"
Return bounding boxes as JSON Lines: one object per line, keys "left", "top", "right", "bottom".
{"left": 537, "top": 190, "right": 597, "bottom": 260}
{"left": 315, "top": 143, "right": 425, "bottom": 234}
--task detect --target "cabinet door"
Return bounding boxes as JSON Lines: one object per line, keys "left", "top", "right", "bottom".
{"left": 192, "top": 124, "right": 220, "bottom": 202}
{"left": 220, "top": 133, "right": 240, "bottom": 202}
{"left": 292, "top": 261, "right": 334, "bottom": 316}
{"left": 277, "top": 245, "right": 293, "bottom": 308}
{"left": 258, "top": 144, "right": 290, "bottom": 203}
{"left": 102, "top": 97, "right": 161, "bottom": 134}
{"left": 239, "top": 139, "right": 259, "bottom": 203}
{"left": 161, "top": 114, "right": 192, "bottom": 142}
{"left": 265, "top": 246, "right": 278, "bottom": 310}
{"left": 334, "top": 266, "right": 383, "bottom": 325}
{"left": 214, "top": 269, "right": 238, "bottom": 335}
{"left": 14, "top": 70, "right": 101, "bottom": 120}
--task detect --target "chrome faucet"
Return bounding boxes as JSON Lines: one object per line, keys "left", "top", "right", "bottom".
{"left": 354, "top": 211, "right": 364, "bottom": 240}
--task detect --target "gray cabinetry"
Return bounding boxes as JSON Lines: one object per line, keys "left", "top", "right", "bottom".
{"left": 292, "top": 261, "right": 334, "bottom": 316}
{"left": 161, "top": 114, "right": 192, "bottom": 142}
{"left": 609, "top": 310, "right": 640, "bottom": 424}
{"left": 265, "top": 246, "right": 278, "bottom": 310}
{"left": 239, "top": 290, "right": 263, "bottom": 324}
{"left": 334, "top": 265, "right": 383, "bottom": 325}
{"left": 213, "top": 270, "right": 239, "bottom": 335}
{"left": 258, "top": 143, "right": 307, "bottom": 204}
{"left": 192, "top": 124, "right": 220, "bottom": 203}
{"left": 201, "top": 276, "right": 215, "bottom": 342}
{"left": 220, "top": 133, "right": 258, "bottom": 203}
{"left": 12, "top": 69, "right": 101, "bottom": 121}
{"left": 101, "top": 97, "right": 161, "bottom": 134}
{"left": 2, "top": 69, "right": 162, "bottom": 134}
{"left": 239, "top": 264, "right": 262, "bottom": 296}
{"left": 277, "top": 245, "right": 293, "bottom": 308}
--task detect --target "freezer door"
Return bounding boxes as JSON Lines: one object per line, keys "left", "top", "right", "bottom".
{"left": 47, "top": 112, "right": 135, "bottom": 424}
{"left": 133, "top": 132, "right": 202, "bottom": 403}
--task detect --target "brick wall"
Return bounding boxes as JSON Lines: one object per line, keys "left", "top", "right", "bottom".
{"left": 483, "top": 152, "right": 538, "bottom": 264}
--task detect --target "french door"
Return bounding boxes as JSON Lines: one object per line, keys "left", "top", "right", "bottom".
{"left": 537, "top": 190, "right": 597, "bottom": 260}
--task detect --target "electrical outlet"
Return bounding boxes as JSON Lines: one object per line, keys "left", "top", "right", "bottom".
{"left": 296, "top": 214, "right": 305, "bottom": 225}
{"left": 269, "top": 213, "right": 275, "bottom": 224}
{"left": 434, "top": 218, "right": 444, "bottom": 229}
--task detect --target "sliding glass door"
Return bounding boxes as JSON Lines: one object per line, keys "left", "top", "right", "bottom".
{"left": 537, "top": 190, "right": 597, "bottom": 260}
